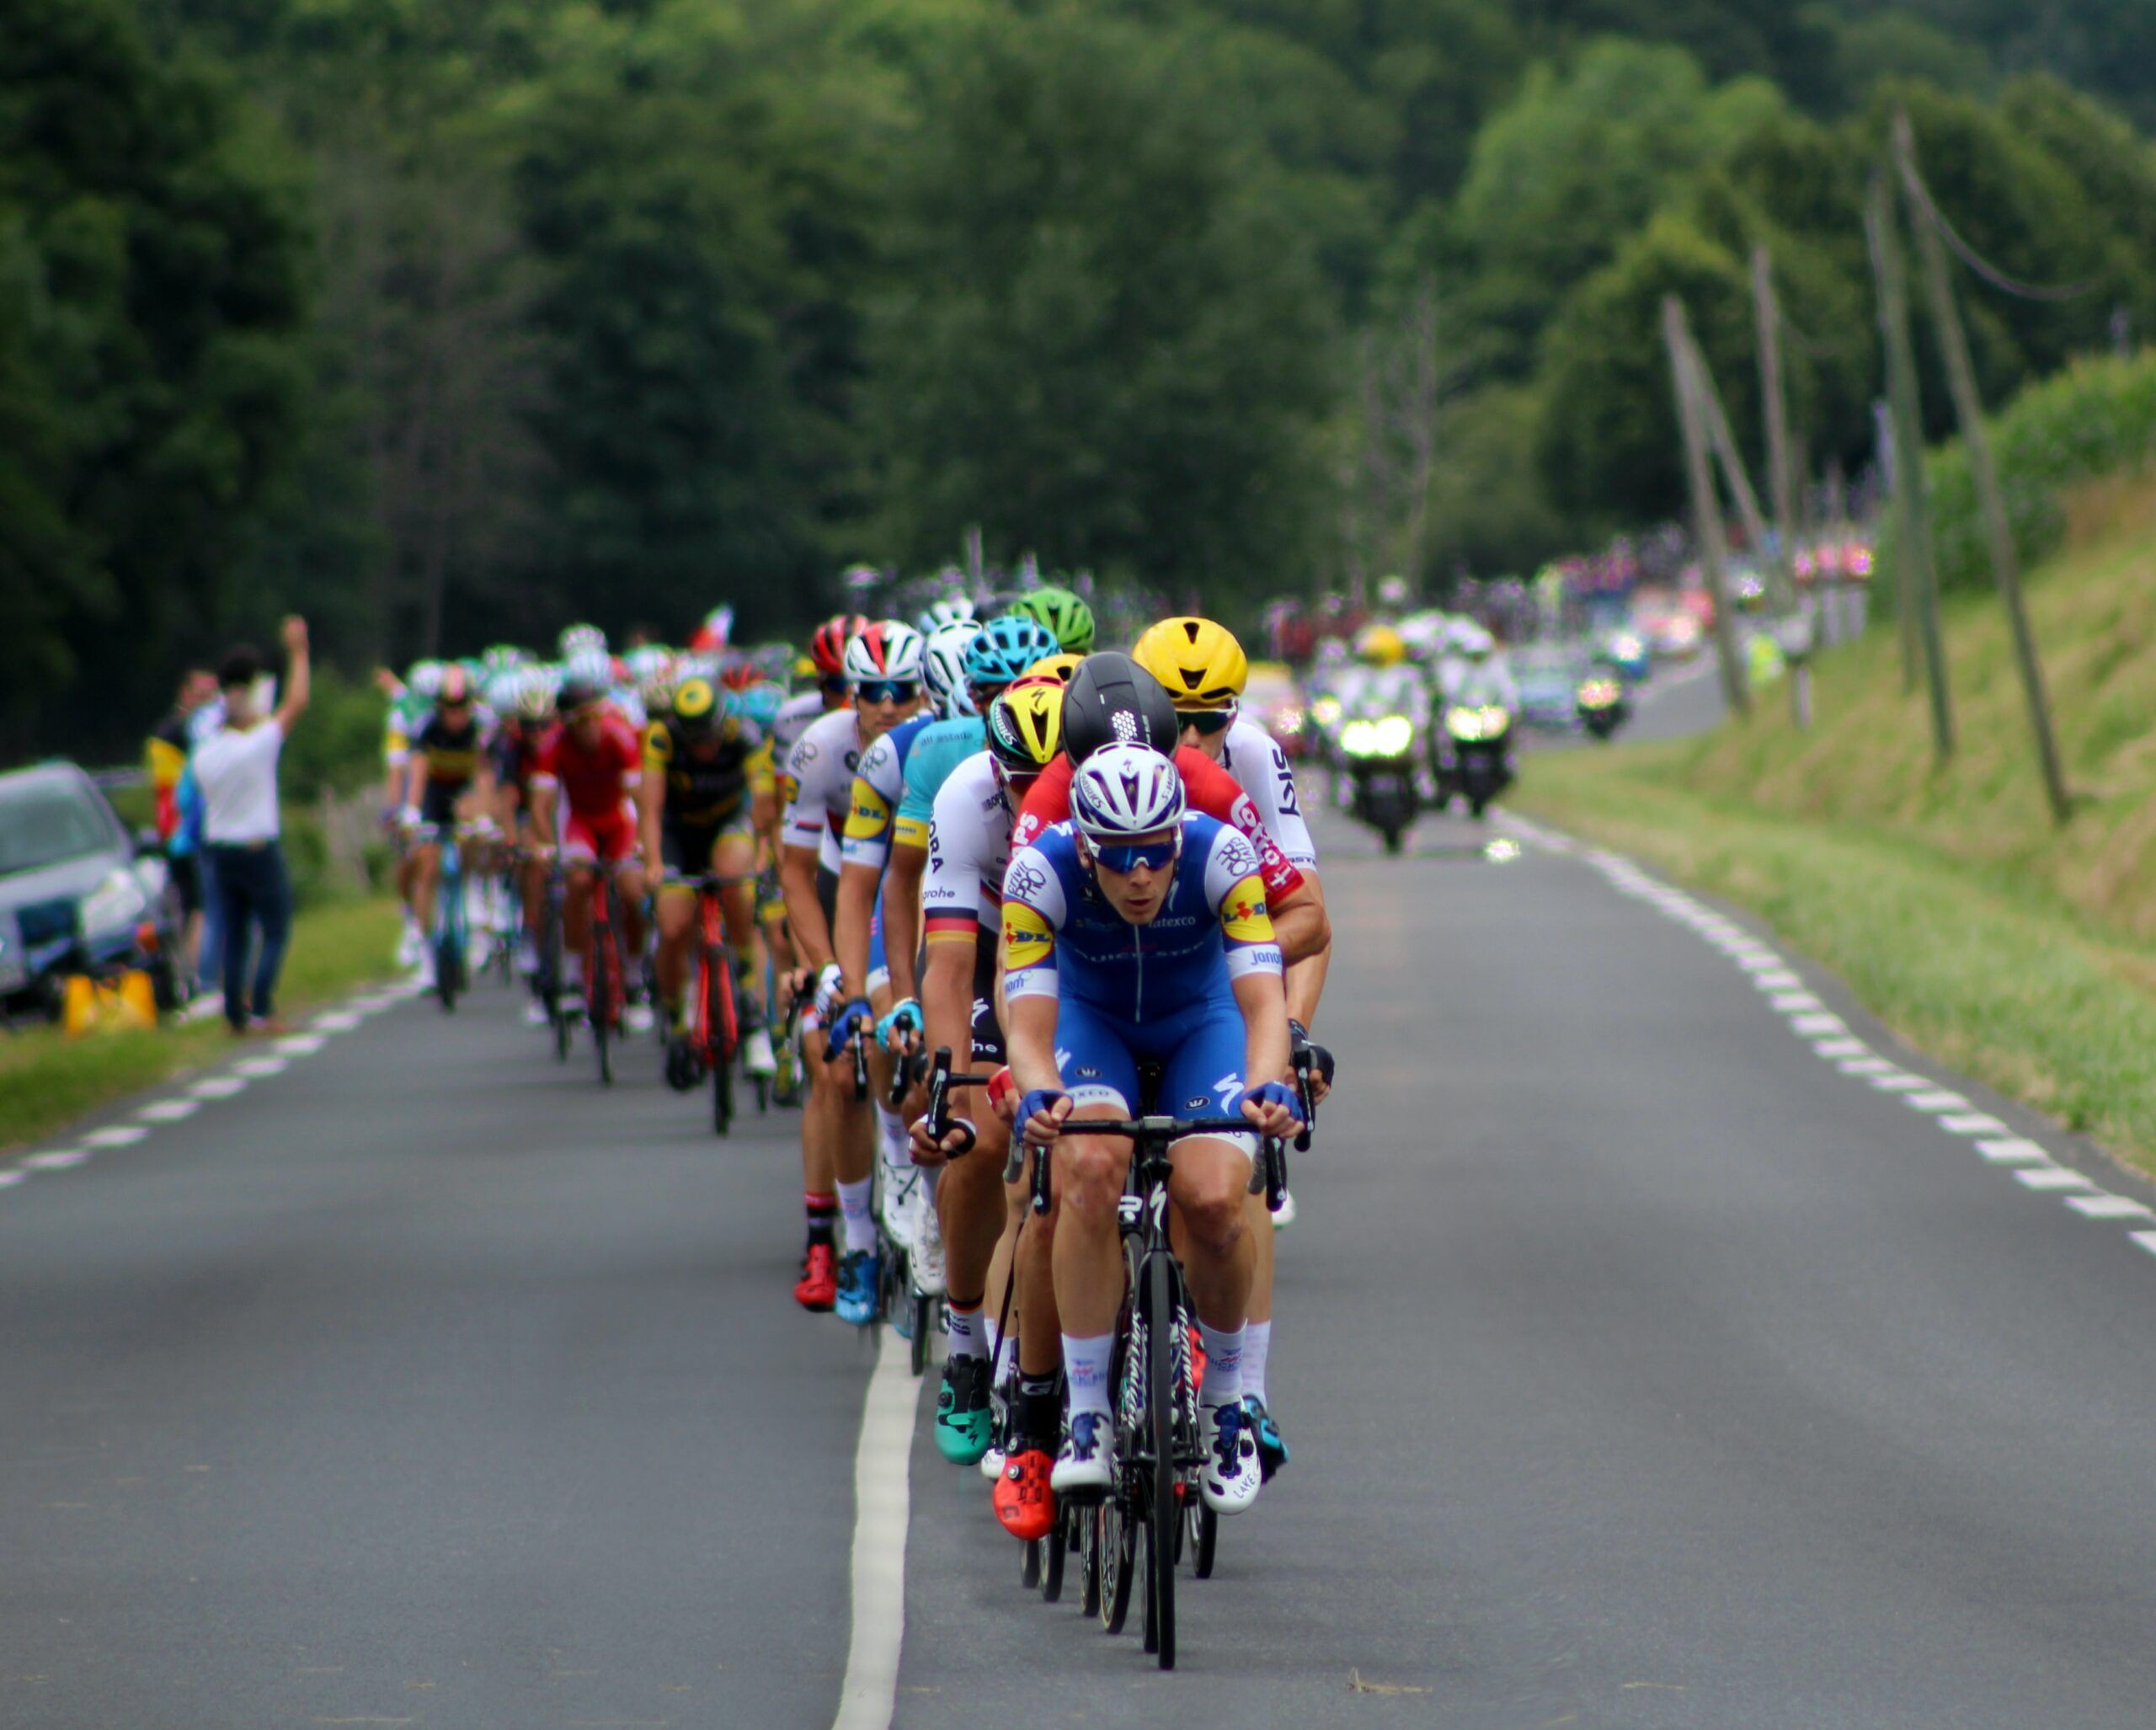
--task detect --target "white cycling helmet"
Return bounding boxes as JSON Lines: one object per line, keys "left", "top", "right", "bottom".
{"left": 916, "top": 594, "right": 977, "bottom": 635}
{"left": 558, "top": 622, "right": 606, "bottom": 659}
{"left": 1070, "top": 743, "right": 1185, "bottom": 842}
{"left": 842, "top": 619, "right": 926, "bottom": 684}
{"left": 568, "top": 648, "right": 614, "bottom": 691}
{"left": 923, "top": 619, "right": 983, "bottom": 717}
{"left": 514, "top": 667, "right": 556, "bottom": 721}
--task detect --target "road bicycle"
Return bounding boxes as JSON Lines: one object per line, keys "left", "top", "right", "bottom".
{"left": 664, "top": 869, "right": 769, "bottom": 1135}
{"left": 414, "top": 820, "right": 473, "bottom": 1012}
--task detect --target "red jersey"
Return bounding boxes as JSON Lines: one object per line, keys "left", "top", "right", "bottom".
{"left": 1015, "top": 745, "right": 1306, "bottom": 901}
{"left": 531, "top": 711, "right": 643, "bottom": 817}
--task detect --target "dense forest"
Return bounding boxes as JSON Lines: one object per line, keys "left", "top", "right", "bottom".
{"left": 9, "top": 0, "right": 2156, "bottom": 756}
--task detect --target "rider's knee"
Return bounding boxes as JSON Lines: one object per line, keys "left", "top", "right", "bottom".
{"left": 1177, "top": 1179, "right": 1246, "bottom": 1253}
{"left": 1055, "top": 1138, "right": 1125, "bottom": 1215}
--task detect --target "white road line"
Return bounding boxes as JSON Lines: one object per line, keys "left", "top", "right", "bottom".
{"left": 1769, "top": 991, "right": 1823, "bottom": 1012}
{"left": 1940, "top": 1113, "right": 2010, "bottom": 1136}
{"left": 1753, "top": 970, "right": 1804, "bottom": 990}
{"left": 21, "top": 1149, "right": 89, "bottom": 1171}
{"left": 189, "top": 1076, "right": 248, "bottom": 1100}
{"left": 831, "top": 1334, "right": 915, "bottom": 1730}
{"left": 138, "top": 1099, "right": 200, "bottom": 1124}
{"left": 275, "top": 1033, "right": 328, "bottom": 1055}
{"left": 2132, "top": 1232, "right": 2156, "bottom": 1259}
{"left": 1870, "top": 1073, "right": 1929, "bottom": 1092}
{"left": 1790, "top": 1013, "right": 1848, "bottom": 1036}
{"left": 1904, "top": 1091, "right": 1972, "bottom": 1113}
{"left": 2066, "top": 1194, "right": 2153, "bottom": 1219}
{"left": 83, "top": 1125, "right": 148, "bottom": 1149}
{"left": 312, "top": 1012, "right": 363, "bottom": 1032}
{"left": 1976, "top": 1139, "right": 2052, "bottom": 1163}
{"left": 1732, "top": 953, "right": 1784, "bottom": 971}
{"left": 1839, "top": 1057, "right": 1897, "bottom": 1074}
{"left": 232, "top": 1056, "right": 288, "bottom": 1079}
{"left": 2014, "top": 1167, "right": 2094, "bottom": 1191}
{"left": 0, "top": 1171, "right": 24, "bottom": 1188}
{"left": 1814, "top": 1039, "right": 1869, "bottom": 1058}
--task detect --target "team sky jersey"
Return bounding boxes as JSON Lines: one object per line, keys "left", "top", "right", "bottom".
{"left": 643, "top": 713, "right": 773, "bottom": 829}
{"left": 840, "top": 713, "right": 935, "bottom": 873}
{"left": 1001, "top": 813, "right": 1282, "bottom": 1022}
{"left": 921, "top": 750, "right": 1018, "bottom": 942}
{"left": 782, "top": 707, "right": 869, "bottom": 873}
{"left": 1215, "top": 718, "right": 1316, "bottom": 868}
{"left": 1014, "top": 746, "right": 1306, "bottom": 903}
{"left": 531, "top": 709, "right": 643, "bottom": 818}
{"left": 896, "top": 715, "right": 987, "bottom": 851}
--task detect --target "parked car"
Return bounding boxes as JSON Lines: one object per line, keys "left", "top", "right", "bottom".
{"left": 0, "top": 762, "right": 187, "bottom": 1023}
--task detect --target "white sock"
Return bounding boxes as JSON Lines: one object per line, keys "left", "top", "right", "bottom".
{"left": 1242, "top": 1319, "right": 1272, "bottom": 1405}
{"left": 837, "top": 1177, "right": 877, "bottom": 1254}
{"left": 1198, "top": 1320, "right": 1245, "bottom": 1411}
{"left": 876, "top": 1104, "right": 911, "bottom": 1173}
{"left": 563, "top": 952, "right": 583, "bottom": 987}
{"left": 945, "top": 1304, "right": 984, "bottom": 1362}
{"left": 1062, "top": 1332, "right": 1114, "bottom": 1421}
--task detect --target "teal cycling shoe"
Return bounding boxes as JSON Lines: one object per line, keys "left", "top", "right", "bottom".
{"left": 1244, "top": 1393, "right": 1289, "bottom": 1481}
{"left": 933, "top": 1355, "right": 993, "bottom": 1464}
{"left": 835, "top": 1247, "right": 881, "bottom": 1326}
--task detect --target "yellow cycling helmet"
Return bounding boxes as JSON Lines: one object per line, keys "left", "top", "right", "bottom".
{"left": 1024, "top": 652, "right": 1085, "bottom": 686}
{"left": 671, "top": 675, "right": 721, "bottom": 732}
{"left": 1357, "top": 623, "right": 1407, "bottom": 667}
{"left": 986, "top": 681, "right": 1065, "bottom": 773}
{"left": 1132, "top": 617, "right": 1248, "bottom": 712}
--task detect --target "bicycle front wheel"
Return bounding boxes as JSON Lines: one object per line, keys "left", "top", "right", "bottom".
{"left": 1145, "top": 1251, "right": 1178, "bottom": 1670}
{"left": 707, "top": 946, "right": 734, "bottom": 1136}
{"left": 592, "top": 929, "right": 615, "bottom": 1087}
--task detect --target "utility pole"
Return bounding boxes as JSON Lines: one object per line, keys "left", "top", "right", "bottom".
{"left": 1864, "top": 170, "right": 1954, "bottom": 760}
{"left": 1753, "top": 246, "right": 1802, "bottom": 608}
{"left": 1663, "top": 296, "right": 1749, "bottom": 719}
{"left": 1686, "top": 328, "right": 1808, "bottom": 724}
{"left": 1895, "top": 111, "right": 2071, "bottom": 823}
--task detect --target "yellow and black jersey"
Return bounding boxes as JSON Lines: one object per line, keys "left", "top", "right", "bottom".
{"left": 413, "top": 711, "right": 488, "bottom": 789}
{"left": 643, "top": 714, "right": 774, "bottom": 829}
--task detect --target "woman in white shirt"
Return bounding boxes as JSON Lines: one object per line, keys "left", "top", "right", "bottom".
{"left": 191, "top": 617, "right": 310, "bottom": 1033}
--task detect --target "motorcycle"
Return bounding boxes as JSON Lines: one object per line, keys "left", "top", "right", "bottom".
{"left": 1438, "top": 703, "right": 1513, "bottom": 819}
{"left": 1575, "top": 675, "right": 1629, "bottom": 742}
{"left": 1337, "top": 712, "right": 1421, "bottom": 855}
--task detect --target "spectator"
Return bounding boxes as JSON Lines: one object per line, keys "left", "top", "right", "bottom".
{"left": 147, "top": 670, "right": 220, "bottom": 990}
{"left": 192, "top": 618, "right": 310, "bottom": 1034}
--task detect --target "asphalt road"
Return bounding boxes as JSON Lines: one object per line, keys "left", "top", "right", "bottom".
{"left": 8, "top": 799, "right": 2156, "bottom": 1728}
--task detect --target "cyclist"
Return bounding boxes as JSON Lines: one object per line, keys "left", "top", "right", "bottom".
{"left": 494, "top": 669, "right": 559, "bottom": 1011}
{"left": 400, "top": 665, "right": 497, "bottom": 990}
{"left": 779, "top": 620, "right": 926, "bottom": 1317}
{"left": 909, "top": 681, "right": 1066, "bottom": 1520}
{"left": 1134, "top": 617, "right": 1331, "bottom": 1476}
{"left": 642, "top": 675, "right": 779, "bottom": 1081}
{"left": 527, "top": 679, "right": 653, "bottom": 1029}
{"left": 386, "top": 660, "right": 442, "bottom": 969}
{"left": 832, "top": 618, "right": 979, "bottom": 1264}
{"left": 1008, "top": 584, "right": 1096, "bottom": 655}
{"left": 1003, "top": 742, "right": 1301, "bottom": 1519}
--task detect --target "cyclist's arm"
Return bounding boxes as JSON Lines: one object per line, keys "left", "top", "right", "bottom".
{"left": 403, "top": 751, "right": 429, "bottom": 819}
{"left": 780, "top": 843, "right": 835, "bottom": 973}
{"left": 1266, "top": 873, "right": 1329, "bottom": 967}
{"left": 1284, "top": 868, "right": 1329, "bottom": 1027}
{"left": 1232, "top": 969, "right": 1292, "bottom": 1100}
{"left": 833, "top": 857, "right": 879, "bottom": 999}
{"left": 1213, "top": 858, "right": 1291, "bottom": 1092}
{"left": 1006, "top": 993, "right": 1062, "bottom": 1099}
{"left": 528, "top": 775, "right": 558, "bottom": 851}
{"left": 881, "top": 841, "right": 926, "bottom": 1005}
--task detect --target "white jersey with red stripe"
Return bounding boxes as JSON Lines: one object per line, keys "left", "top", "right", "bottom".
{"left": 781, "top": 707, "right": 866, "bottom": 873}
{"left": 1215, "top": 717, "right": 1316, "bottom": 869}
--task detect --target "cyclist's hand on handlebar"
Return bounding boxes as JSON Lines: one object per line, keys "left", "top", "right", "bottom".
{"left": 824, "top": 996, "right": 874, "bottom": 1062}
{"left": 1240, "top": 1081, "right": 1304, "bottom": 1140}
{"left": 876, "top": 998, "right": 922, "bottom": 1053}
{"left": 810, "top": 962, "right": 845, "bottom": 1020}
{"left": 1017, "top": 1088, "right": 1073, "bottom": 1148}
{"left": 1288, "top": 1019, "right": 1336, "bottom": 1105}
{"left": 908, "top": 1113, "right": 971, "bottom": 1166}
{"left": 986, "top": 1066, "right": 1018, "bottom": 1125}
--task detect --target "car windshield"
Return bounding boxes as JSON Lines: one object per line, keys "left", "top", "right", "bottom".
{"left": 0, "top": 781, "right": 115, "bottom": 877}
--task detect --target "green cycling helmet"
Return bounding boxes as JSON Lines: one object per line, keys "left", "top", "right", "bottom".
{"left": 1010, "top": 585, "right": 1095, "bottom": 656}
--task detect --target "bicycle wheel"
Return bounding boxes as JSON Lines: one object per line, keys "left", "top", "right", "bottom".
{"left": 1079, "top": 1503, "right": 1103, "bottom": 1620}
{"left": 707, "top": 946, "right": 734, "bottom": 1135}
{"left": 1101, "top": 1502, "right": 1135, "bottom": 1634}
{"left": 1187, "top": 1500, "right": 1218, "bottom": 1580}
{"left": 1038, "top": 1505, "right": 1067, "bottom": 1602}
{"left": 909, "top": 1291, "right": 931, "bottom": 1378}
{"left": 1145, "top": 1252, "right": 1178, "bottom": 1669}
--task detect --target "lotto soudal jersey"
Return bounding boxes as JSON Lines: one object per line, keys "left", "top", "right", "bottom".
{"left": 1001, "top": 812, "right": 1283, "bottom": 1023}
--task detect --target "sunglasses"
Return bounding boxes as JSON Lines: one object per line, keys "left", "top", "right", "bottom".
{"left": 857, "top": 680, "right": 920, "bottom": 705}
{"left": 1180, "top": 706, "right": 1235, "bottom": 737}
{"left": 819, "top": 675, "right": 850, "bottom": 698}
{"left": 1091, "top": 836, "right": 1179, "bottom": 875}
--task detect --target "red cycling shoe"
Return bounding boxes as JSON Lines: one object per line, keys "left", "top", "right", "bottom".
{"left": 994, "top": 1447, "right": 1056, "bottom": 1543}
{"left": 794, "top": 1242, "right": 837, "bottom": 1311}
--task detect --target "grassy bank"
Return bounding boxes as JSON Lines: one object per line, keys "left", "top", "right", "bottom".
{"left": 0, "top": 898, "right": 402, "bottom": 1152}
{"left": 1519, "top": 481, "right": 2156, "bottom": 1175}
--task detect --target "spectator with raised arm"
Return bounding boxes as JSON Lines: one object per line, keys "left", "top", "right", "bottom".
{"left": 191, "top": 617, "right": 311, "bottom": 1033}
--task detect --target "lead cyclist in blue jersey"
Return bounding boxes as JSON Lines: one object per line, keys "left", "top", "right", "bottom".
{"left": 1001, "top": 742, "right": 1303, "bottom": 1517}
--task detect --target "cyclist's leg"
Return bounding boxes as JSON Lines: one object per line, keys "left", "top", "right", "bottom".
{"left": 712, "top": 825, "right": 760, "bottom": 1021}
{"left": 559, "top": 816, "right": 600, "bottom": 996}
{"left": 611, "top": 801, "right": 650, "bottom": 958}
{"left": 411, "top": 837, "right": 443, "bottom": 936}
{"left": 653, "top": 825, "right": 699, "bottom": 1035}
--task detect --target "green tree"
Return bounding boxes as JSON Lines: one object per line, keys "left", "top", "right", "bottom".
{"left": 867, "top": 4, "right": 1337, "bottom": 606}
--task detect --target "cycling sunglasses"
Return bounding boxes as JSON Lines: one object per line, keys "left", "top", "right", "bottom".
{"left": 1179, "top": 707, "right": 1235, "bottom": 737}
{"left": 819, "top": 674, "right": 850, "bottom": 698}
{"left": 857, "top": 679, "right": 920, "bottom": 706}
{"left": 1091, "top": 836, "right": 1179, "bottom": 875}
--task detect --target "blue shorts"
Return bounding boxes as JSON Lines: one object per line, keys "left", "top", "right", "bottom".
{"left": 1054, "top": 990, "right": 1253, "bottom": 1156}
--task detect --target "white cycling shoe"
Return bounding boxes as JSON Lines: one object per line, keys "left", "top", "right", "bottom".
{"left": 879, "top": 1171, "right": 919, "bottom": 1255}
{"left": 522, "top": 999, "right": 550, "bottom": 1028}
{"left": 1271, "top": 1188, "right": 1297, "bottom": 1229}
{"left": 397, "top": 921, "right": 424, "bottom": 969}
{"left": 911, "top": 1191, "right": 946, "bottom": 1296}
{"left": 623, "top": 1001, "right": 655, "bottom": 1035}
{"left": 742, "top": 1025, "right": 776, "bottom": 1076}
{"left": 1200, "top": 1400, "right": 1263, "bottom": 1514}
{"left": 1050, "top": 1412, "right": 1116, "bottom": 1497}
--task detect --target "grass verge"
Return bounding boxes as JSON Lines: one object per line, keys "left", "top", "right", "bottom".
{"left": 0, "top": 898, "right": 403, "bottom": 1152}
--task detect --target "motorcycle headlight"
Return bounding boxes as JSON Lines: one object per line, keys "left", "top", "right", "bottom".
{"left": 1577, "top": 679, "right": 1620, "bottom": 707}
{"left": 81, "top": 869, "right": 148, "bottom": 940}
{"left": 1339, "top": 718, "right": 1378, "bottom": 757}
{"left": 1370, "top": 714, "right": 1413, "bottom": 756}
{"left": 1444, "top": 706, "right": 1484, "bottom": 742}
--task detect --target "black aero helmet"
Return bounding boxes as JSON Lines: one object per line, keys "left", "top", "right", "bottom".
{"left": 1059, "top": 652, "right": 1178, "bottom": 765}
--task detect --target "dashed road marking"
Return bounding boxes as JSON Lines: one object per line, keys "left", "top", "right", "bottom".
{"left": 1814, "top": 1039, "right": 1869, "bottom": 1058}
{"left": 190, "top": 1076, "right": 248, "bottom": 1100}
{"left": 1940, "top": 1113, "right": 2010, "bottom": 1136}
{"left": 138, "top": 1099, "right": 200, "bottom": 1124}
{"left": 1977, "top": 1140, "right": 2052, "bottom": 1164}
{"left": 2132, "top": 1232, "right": 2156, "bottom": 1260}
{"left": 21, "top": 1150, "right": 89, "bottom": 1171}
{"left": 1769, "top": 991, "right": 1823, "bottom": 1012}
{"left": 2067, "top": 1194, "right": 2153, "bottom": 1219}
{"left": 233, "top": 1056, "right": 288, "bottom": 1079}
{"left": 276, "top": 1033, "right": 329, "bottom": 1056}
{"left": 1790, "top": 1013, "right": 1848, "bottom": 1036}
{"left": 1905, "top": 1090, "right": 1972, "bottom": 1113}
{"left": 2014, "top": 1167, "right": 2094, "bottom": 1191}
{"left": 83, "top": 1125, "right": 148, "bottom": 1149}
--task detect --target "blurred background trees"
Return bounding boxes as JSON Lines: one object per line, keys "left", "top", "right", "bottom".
{"left": 11, "top": 0, "right": 2156, "bottom": 756}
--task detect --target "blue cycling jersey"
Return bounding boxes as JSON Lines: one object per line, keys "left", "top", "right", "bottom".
{"left": 1001, "top": 813, "right": 1282, "bottom": 1023}
{"left": 896, "top": 715, "right": 987, "bottom": 843}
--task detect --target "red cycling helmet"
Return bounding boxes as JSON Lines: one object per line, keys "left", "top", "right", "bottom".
{"left": 810, "top": 613, "right": 871, "bottom": 677}
{"left": 718, "top": 656, "right": 762, "bottom": 691}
